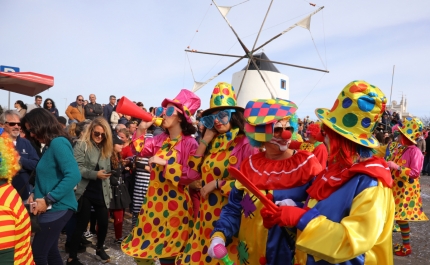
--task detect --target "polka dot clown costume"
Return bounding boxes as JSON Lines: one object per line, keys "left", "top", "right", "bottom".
{"left": 121, "top": 89, "right": 201, "bottom": 264}
{"left": 209, "top": 98, "right": 323, "bottom": 265}
{"left": 261, "top": 80, "right": 395, "bottom": 265}
{"left": 386, "top": 117, "right": 428, "bottom": 256}
{"left": 0, "top": 128, "right": 35, "bottom": 265}
{"left": 175, "top": 82, "right": 257, "bottom": 265}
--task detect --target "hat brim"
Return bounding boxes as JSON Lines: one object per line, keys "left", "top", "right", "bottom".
{"left": 161, "top": 98, "right": 193, "bottom": 123}
{"left": 201, "top": 106, "right": 244, "bottom": 117}
{"left": 398, "top": 127, "right": 417, "bottom": 144}
{"left": 315, "top": 108, "right": 380, "bottom": 148}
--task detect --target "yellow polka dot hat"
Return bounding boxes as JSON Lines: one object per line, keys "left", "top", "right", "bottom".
{"left": 201, "top": 82, "right": 244, "bottom": 117}
{"left": 398, "top": 117, "right": 423, "bottom": 144}
{"left": 315, "top": 80, "right": 387, "bottom": 148}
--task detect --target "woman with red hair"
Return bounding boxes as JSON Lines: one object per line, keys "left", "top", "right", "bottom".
{"left": 262, "top": 81, "right": 395, "bottom": 264}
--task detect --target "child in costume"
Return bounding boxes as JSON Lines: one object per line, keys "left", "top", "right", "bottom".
{"left": 386, "top": 117, "right": 428, "bottom": 256}
{"left": 121, "top": 89, "right": 201, "bottom": 265}
{"left": 262, "top": 80, "right": 395, "bottom": 264}
{"left": 289, "top": 123, "right": 328, "bottom": 168}
{"left": 208, "top": 99, "right": 322, "bottom": 265}
{"left": 175, "top": 82, "right": 257, "bottom": 265}
{"left": 0, "top": 128, "right": 34, "bottom": 265}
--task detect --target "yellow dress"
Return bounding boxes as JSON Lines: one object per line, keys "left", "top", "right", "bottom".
{"left": 176, "top": 129, "right": 253, "bottom": 265}
{"left": 121, "top": 135, "right": 195, "bottom": 261}
{"left": 386, "top": 142, "right": 428, "bottom": 221}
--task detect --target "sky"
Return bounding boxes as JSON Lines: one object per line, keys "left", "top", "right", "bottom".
{"left": 1, "top": 0, "right": 429, "bottom": 121}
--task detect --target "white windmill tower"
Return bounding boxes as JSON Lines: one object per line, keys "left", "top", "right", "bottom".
{"left": 188, "top": 0, "right": 328, "bottom": 106}
{"left": 231, "top": 52, "right": 289, "bottom": 107}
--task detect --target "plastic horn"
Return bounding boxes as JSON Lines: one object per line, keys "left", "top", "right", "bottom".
{"left": 227, "top": 166, "right": 278, "bottom": 213}
{"left": 116, "top": 96, "right": 153, "bottom": 122}
{"left": 213, "top": 244, "right": 235, "bottom": 265}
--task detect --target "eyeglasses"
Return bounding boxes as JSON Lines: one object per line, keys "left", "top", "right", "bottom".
{"left": 93, "top": 131, "right": 106, "bottom": 138}
{"left": 46, "top": 102, "right": 52, "bottom": 104}
{"left": 5, "top": 122, "right": 21, "bottom": 127}
{"left": 200, "top": 109, "right": 235, "bottom": 129}
{"left": 155, "top": 106, "right": 183, "bottom": 117}
{"left": 77, "top": 99, "right": 84, "bottom": 102}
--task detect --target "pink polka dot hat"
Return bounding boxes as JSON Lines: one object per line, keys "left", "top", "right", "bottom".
{"left": 201, "top": 82, "right": 244, "bottom": 117}
{"left": 315, "top": 80, "right": 387, "bottom": 148}
{"left": 398, "top": 117, "right": 423, "bottom": 144}
{"left": 161, "top": 89, "right": 201, "bottom": 124}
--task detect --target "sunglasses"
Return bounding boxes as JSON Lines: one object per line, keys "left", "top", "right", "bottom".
{"left": 46, "top": 102, "right": 52, "bottom": 104}
{"left": 77, "top": 99, "right": 84, "bottom": 102}
{"left": 6, "top": 122, "right": 21, "bottom": 127}
{"left": 155, "top": 106, "right": 182, "bottom": 117}
{"left": 200, "top": 109, "right": 235, "bottom": 129}
{"left": 93, "top": 131, "right": 106, "bottom": 138}
{"left": 274, "top": 126, "right": 293, "bottom": 134}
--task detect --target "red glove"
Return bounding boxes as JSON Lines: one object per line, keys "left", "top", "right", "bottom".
{"left": 273, "top": 206, "right": 307, "bottom": 227}
{"left": 260, "top": 207, "right": 277, "bottom": 229}
{"left": 260, "top": 193, "right": 277, "bottom": 229}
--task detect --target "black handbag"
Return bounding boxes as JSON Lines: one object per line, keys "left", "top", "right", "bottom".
{"left": 24, "top": 203, "right": 41, "bottom": 233}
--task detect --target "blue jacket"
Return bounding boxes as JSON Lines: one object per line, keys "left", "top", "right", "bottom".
{"left": 12, "top": 136, "right": 39, "bottom": 201}
{"left": 103, "top": 103, "right": 115, "bottom": 124}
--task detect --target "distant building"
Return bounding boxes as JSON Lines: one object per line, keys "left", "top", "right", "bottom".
{"left": 231, "top": 52, "right": 289, "bottom": 108}
{"left": 386, "top": 94, "right": 412, "bottom": 119}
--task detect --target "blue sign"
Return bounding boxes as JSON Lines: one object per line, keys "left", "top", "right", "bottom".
{"left": 0, "top": 65, "right": 20, "bottom": 72}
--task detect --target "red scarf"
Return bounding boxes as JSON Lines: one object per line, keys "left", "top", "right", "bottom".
{"left": 307, "top": 156, "right": 393, "bottom": 201}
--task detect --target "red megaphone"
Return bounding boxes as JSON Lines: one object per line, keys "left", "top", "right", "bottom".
{"left": 116, "top": 96, "right": 153, "bottom": 122}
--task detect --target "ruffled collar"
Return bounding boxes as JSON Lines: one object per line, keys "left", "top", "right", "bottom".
{"left": 209, "top": 127, "right": 240, "bottom": 154}
{"left": 241, "top": 151, "right": 323, "bottom": 190}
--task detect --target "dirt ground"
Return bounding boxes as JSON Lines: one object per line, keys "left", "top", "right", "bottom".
{"left": 57, "top": 174, "right": 430, "bottom": 264}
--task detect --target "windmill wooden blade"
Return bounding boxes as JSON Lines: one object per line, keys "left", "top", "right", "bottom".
{"left": 185, "top": 50, "right": 329, "bottom": 73}
{"left": 237, "top": 0, "right": 274, "bottom": 98}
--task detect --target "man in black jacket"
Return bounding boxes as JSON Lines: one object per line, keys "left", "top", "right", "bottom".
{"left": 0, "top": 110, "right": 39, "bottom": 200}
{"left": 84, "top": 94, "right": 103, "bottom": 120}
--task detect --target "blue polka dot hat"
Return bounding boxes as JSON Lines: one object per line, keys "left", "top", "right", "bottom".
{"left": 398, "top": 117, "right": 423, "bottom": 144}
{"left": 315, "top": 80, "right": 387, "bottom": 148}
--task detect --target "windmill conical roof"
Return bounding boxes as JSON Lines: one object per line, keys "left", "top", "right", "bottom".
{"left": 241, "top": 52, "right": 280, "bottom": 73}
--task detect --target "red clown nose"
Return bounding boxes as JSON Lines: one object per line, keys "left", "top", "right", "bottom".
{"left": 281, "top": 130, "right": 292, "bottom": 140}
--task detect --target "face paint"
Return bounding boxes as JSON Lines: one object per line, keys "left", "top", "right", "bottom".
{"left": 269, "top": 137, "right": 291, "bottom": 151}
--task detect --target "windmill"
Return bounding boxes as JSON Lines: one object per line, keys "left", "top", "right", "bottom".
{"left": 186, "top": 0, "right": 329, "bottom": 107}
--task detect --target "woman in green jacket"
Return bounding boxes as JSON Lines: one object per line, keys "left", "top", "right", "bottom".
{"left": 24, "top": 108, "right": 81, "bottom": 265}
{"left": 67, "top": 117, "right": 113, "bottom": 265}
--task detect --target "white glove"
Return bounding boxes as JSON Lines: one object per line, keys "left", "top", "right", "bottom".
{"left": 207, "top": 237, "right": 225, "bottom": 259}
{"left": 275, "top": 199, "right": 297, "bottom": 207}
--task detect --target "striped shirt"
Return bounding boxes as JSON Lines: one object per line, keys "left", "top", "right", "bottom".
{"left": 0, "top": 183, "right": 34, "bottom": 265}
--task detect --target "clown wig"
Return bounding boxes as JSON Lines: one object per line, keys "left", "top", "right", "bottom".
{"left": 323, "top": 124, "right": 373, "bottom": 169}
{"left": 0, "top": 128, "right": 21, "bottom": 183}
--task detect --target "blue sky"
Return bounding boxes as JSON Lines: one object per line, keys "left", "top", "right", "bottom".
{"left": 1, "top": 0, "right": 429, "bottom": 120}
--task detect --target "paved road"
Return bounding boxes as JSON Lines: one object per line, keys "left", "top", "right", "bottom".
{"left": 59, "top": 174, "right": 430, "bottom": 264}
